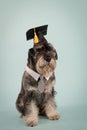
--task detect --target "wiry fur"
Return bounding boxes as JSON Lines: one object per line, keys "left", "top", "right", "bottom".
{"left": 16, "top": 40, "right": 60, "bottom": 127}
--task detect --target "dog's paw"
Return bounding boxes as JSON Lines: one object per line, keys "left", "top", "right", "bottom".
{"left": 48, "top": 113, "right": 60, "bottom": 120}
{"left": 22, "top": 115, "right": 38, "bottom": 127}
{"left": 26, "top": 119, "right": 38, "bottom": 127}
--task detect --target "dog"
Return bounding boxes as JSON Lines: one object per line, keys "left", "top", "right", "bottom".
{"left": 16, "top": 28, "right": 60, "bottom": 127}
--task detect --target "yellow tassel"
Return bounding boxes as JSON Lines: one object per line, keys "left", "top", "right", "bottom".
{"left": 34, "top": 28, "right": 39, "bottom": 44}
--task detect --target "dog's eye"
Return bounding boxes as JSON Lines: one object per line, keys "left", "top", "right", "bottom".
{"left": 42, "top": 47, "right": 45, "bottom": 51}
{"left": 37, "top": 48, "right": 42, "bottom": 52}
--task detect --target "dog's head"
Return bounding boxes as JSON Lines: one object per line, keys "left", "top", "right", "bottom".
{"left": 27, "top": 40, "right": 58, "bottom": 78}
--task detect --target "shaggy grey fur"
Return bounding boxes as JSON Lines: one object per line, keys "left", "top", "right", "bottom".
{"left": 16, "top": 40, "right": 60, "bottom": 127}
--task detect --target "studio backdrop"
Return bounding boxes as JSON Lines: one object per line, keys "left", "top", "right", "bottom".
{"left": 0, "top": 0, "right": 87, "bottom": 127}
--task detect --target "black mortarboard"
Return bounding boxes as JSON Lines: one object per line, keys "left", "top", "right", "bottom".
{"left": 26, "top": 25, "right": 48, "bottom": 44}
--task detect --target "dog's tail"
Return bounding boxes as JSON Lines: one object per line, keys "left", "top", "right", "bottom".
{"left": 16, "top": 85, "right": 26, "bottom": 115}
{"left": 16, "top": 93, "right": 24, "bottom": 114}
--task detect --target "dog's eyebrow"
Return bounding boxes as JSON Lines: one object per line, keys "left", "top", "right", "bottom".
{"left": 36, "top": 45, "right": 43, "bottom": 49}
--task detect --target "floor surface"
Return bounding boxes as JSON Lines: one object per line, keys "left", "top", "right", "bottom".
{"left": 0, "top": 106, "right": 87, "bottom": 130}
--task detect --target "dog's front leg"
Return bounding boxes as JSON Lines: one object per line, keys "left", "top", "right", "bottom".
{"left": 23, "top": 100, "right": 39, "bottom": 127}
{"left": 44, "top": 98, "right": 60, "bottom": 120}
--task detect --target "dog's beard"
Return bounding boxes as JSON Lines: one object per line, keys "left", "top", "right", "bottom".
{"left": 36, "top": 56, "right": 56, "bottom": 79}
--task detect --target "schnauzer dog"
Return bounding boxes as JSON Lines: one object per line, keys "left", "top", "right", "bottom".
{"left": 16, "top": 26, "right": 60, "bottom": 127}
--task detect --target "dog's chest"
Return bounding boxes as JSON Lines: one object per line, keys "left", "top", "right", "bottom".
{"left": 38, "top": 76, "right": 55, "bottom": 93}
{"left": 22, "top": 71, "right": 55, "bottom": 93}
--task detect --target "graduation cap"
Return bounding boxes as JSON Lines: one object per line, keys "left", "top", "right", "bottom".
{"left": 26, "top": 25, "right": 48, "bottom": 44}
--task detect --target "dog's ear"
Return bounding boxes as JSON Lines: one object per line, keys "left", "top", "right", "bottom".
{"left": 27, "top": 48, "right": 35, "bottom": 62}
{"left": 55, "top": 52, "right": 58, "bottom": 60}
{"left": 28, "top": 48, "right": 35, "bottom": 56}
{"left": 51, "top": 45, "right": 58, "bottom": 60}
{"left": 54, "top": 48, "right": 58, "bottom": 60}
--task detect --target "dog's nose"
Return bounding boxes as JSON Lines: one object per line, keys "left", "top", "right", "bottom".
{"left": 45, "top": 56, "right": 51, "bottom": 62}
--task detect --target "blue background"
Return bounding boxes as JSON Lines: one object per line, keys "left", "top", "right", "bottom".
{"left": 0, "top": 0, "right": 87, "bottom": 130}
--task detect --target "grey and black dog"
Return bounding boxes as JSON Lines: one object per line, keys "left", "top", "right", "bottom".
{"left": 16, "top": 31, "right": 60, "bottom": 127}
